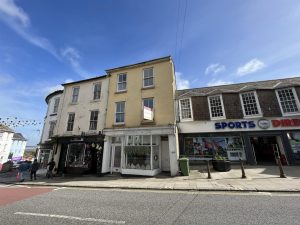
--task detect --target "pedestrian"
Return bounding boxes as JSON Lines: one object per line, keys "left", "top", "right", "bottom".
{"left": 17, "top": 161, "right": 29, "bottom": 182}
{"left": 46, "top": 158, "right": 55, "bottom": 179}
{"left": 29, "top": 159, "right": 39, "bottom": 181}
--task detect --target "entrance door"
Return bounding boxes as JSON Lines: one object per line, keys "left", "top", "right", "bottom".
{"left": 111, "top": 144, "right": 122, "bottom": 173}
{"left": 250, "top": 136, "right": 279, "bottom": 164}
{"left": 161, "top": 140, "right": 170, "bottom": 171}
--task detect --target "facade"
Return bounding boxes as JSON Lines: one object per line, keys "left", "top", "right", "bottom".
{"left": 102, "top": 56, "right": 179, "bottom": 176}
{"left": 54, "top": 76, "right": 109, "bottom": 175}
{"left": 37, "top": 90, "right": 63, "bottom": 168}
{"left": 0, "top": 124, "right": 14, "bottom": 169}
{"left": 10, "top": 133, "right": 27, "bottom": 162}
{"left": 177, "top": 77, "right": 300, "bottom": 165}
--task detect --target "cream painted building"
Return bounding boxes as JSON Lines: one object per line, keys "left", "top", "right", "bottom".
{"left": 53, "top": 75, "right": 109, "bottom": 175}
{"left": 102, "top": 56, "right": 179, "bottom": 176}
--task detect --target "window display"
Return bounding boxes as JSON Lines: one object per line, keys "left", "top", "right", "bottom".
{"left": 287, "top": 132, "right": 300, "bottom": 161}
{"left": 183, "top": 136, "right": 246, "bottom": 160}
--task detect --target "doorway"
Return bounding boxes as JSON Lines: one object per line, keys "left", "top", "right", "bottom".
{"left": 111, "top": 144, "right": 122, "bottom": 173}
{"left": 250, "top": 136, "right": 286, "bottom": 164}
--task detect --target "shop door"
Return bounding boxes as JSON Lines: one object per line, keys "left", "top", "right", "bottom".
{"left": 250, "top": 136, "right": 278, "bottom": 164}
{"left": 111, "top": 144, "right": 122, "bottom": 173}
{"left": 161, "top": 140, "right": 170, "bottom": 171}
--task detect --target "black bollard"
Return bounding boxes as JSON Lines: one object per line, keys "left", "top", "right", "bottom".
{"left": 206, "top": 160, "right": 212, "bottom": 179}
{"left": 277, "top": 156, "right": 286, "bottom": 178}
{"left": 239, "top": 158, "right": 246, "bottom": 179}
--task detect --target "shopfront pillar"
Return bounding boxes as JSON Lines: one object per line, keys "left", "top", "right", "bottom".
{"left": 168, "top": 134, "right": 179, "bottom": 176}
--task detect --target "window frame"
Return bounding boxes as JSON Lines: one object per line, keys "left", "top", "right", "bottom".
{"left": 53, "top": 97, "right": 60, "bottom": 113}
{"left": 89, "top": 110, "right": 99, "bottom": 130}
{"left": 179, "top": 98, "right": 193, "bottom": 121}
{"left": 93, "top": 82, "right": 101, "bottom": 100}
{"left": 143, "top": 67, "right": 154, "bottom": 88}
{"left": 67, "top": 113, "right": 75, "bottom": 131}
{"left": 115, "top": 102, "right": 125, "bottom": 124}
{"left": 207, "top": 94, "right": 226, "bottom": 120}
{"left": 71, "top": 86, "right": 80, "bottom": 103}
{"left": 275, "top": 87, "right": 300, "bottom": 116}
{"left": 142, "top": 98, "right": 154, "bottom": 121}
{"left": 48, "top": 120, "right": 56, "bottom": 138}
{"left": 117, "top": 73, "right": 127, "bottom": 92}
{"left": 239, "top": 91, "right": 262, "bottom": 118}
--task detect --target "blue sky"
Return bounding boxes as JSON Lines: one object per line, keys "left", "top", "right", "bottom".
{"left": 1, "top": 0, "right": 300, "bottom": 145}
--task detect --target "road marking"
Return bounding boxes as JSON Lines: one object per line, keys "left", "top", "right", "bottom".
{"left": 14, "top": 212, "right": 126, "bottom": 224}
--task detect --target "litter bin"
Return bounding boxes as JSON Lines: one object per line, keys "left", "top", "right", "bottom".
{"left": 179, "top": 158, "right": 189, "bottom": 176}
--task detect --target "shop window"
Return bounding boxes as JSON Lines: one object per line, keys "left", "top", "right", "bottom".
{"left": 276, "top": 88, "right": 300, "bottom": 115}
{"left": 179, "top": 98, "right": 193, "bottom": 121}
{"left": 287, "top": 132, "right": 300, "bottom": 162}
{"left": 182, "top": 136, "right": 246, "bottom": 161}
{"left": 240, "top": 91, "right": 262, "bottom": 117}
{"left": 66, "top": 143, "right": 88, "bottom": 168}
{"left": 124, "top": 135, "right": 159, "bottom": 170}
{"left": 208, "top": 95, "right": 225, "bottom": 119}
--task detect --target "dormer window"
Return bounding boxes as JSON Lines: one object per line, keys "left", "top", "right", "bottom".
{"left": 276, "top": 88, "right": 300, "bottom": 115}
{"left": 240, "top": 91, "right": 262, "bottom": 117}
{"left": 208, "top": 95, "right": 225, "bottom": 119}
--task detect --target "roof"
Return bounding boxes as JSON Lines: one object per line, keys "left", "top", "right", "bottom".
{"left": 0, "top": 124, "right": 14, "bottom": 133}
{"left": 12, "top": 133, "right": 27, "bottom": 141}
{"left": 176, "top": 77, "right": 300, "bottom": 98}
{"left": 45, "top": 90, "right": 63, "bottom": 104}
{"left": 62, "top": 75, "right": 107, "bottom": 86}
{"left": 105, "top": 56, "right": 172, "bottom": 73}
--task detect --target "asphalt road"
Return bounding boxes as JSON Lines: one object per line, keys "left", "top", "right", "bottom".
{"left": 0, "top": 185, "right": 299, "bottom": 225}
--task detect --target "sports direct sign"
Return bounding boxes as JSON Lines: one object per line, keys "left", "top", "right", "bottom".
{"left": 215, "top": 118, "right": 300, "bottom": 130}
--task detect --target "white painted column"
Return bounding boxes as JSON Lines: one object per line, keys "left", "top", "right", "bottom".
{"left": 102, "top": 137, "right": 111, "bottom": 173}
{"left": 168, "top": 134, "right": 179, "bottom": 176}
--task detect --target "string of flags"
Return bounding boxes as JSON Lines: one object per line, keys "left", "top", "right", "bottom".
{"left": 0, "top": 116, "right": 43, "bottom": 128}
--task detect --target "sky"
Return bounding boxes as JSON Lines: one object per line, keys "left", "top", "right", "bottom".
{"left": 1, "top": 0, "right": 300, "bottom": 145}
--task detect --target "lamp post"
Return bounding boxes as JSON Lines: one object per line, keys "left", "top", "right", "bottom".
{"left": 206, "top": 160, "right": 211, "bottom": 179}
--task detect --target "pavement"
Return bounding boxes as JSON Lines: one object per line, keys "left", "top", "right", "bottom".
{"left": 1, "top": 165, "right": 300, "bottom": 192}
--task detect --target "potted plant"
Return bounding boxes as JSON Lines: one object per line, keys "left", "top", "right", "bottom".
{"left": 212, "top": 154, "right": 231, "bottom": 172}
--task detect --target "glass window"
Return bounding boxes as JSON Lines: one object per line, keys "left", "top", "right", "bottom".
{"left": 180, "top": 98, "right": 192, "bottom": 120}
{"left": 117, "top": 74, "right": 127, "bottom": 92}
{"left": 67, "top": 113, "right": 75, "bottom": 131}
{"left": 89, "top": 110, "right": 99, "bottom": 130}
{"left": 143, "top": 68, "right": 154, "bottom": 87}
{"left": 93, "top": 83, "right": 101, "bottom": 100}
{"left": 53, "top": 98, "right": 60, "bottom": 113}
{"left": 72, "top": 87, "right": 80, "bottom": 103}
{"left": 48, "top": 121, "right": 56, "bottom": 138}
{"left": 240, "top": 92, "right": 260, "bottom": 116}
{"left": 287, "top": 132, "right": 300, "bottom": 162}
{"left": 143, "top": 98, "right": 154, "bottom": 109}
{"left": 66, "top": 143, "right": 89, "bottom": 168}
{"left": 276, "top": 88, "right": 299, "bottom": 114}
{"left": 115, "top": 102, "right": 125, "bottom": 123}
{"left": 208, "top": 95, "right": 225, "bottom": 118}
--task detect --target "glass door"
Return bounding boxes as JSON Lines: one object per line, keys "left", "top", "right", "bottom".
{"left": 111, "top": 144, "right": 122, "bottom": 172}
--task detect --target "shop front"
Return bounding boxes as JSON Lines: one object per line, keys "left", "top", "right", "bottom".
{"left": 178, "top": 117, "right": 300, "bottom": 165}
{"left": 54, "top": 135, "right": 104, "bottom": 176}
{"left": 102, "top": 126, "right": 178, "bottom": 176}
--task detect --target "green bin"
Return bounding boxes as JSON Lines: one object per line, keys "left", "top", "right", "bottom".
{"left": 179, "top": 158, "right": 189, "bottom": 176}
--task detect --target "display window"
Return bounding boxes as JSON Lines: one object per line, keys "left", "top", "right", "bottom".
{"left": 183, "top": 136, "right": 246, "bottom": 160}
{"left": 124, "top": 135, "right": 159, "bottom": 170}
{"left": 287, "top": 132, "right": 300, "bottom": 162}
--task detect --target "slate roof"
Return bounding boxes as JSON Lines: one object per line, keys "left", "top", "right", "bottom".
{"left": 0, "top": 124, "right": 14, "bottom": 133}
{"left": 12, "top": 133, "right": 27, "bottom": 141}
{"left": 176, "top": 77, "right": 300, "bottom": 99}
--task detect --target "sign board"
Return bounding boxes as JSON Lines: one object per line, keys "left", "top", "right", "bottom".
{"left": 143, "top": 106, "right": 153, "bottom": 120}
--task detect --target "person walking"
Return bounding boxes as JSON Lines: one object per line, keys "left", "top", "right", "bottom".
{"left": 29, "top": 159, "right": 39, "bottom": 181}
{"left": 17, "top": 161, "right": 29, "bottom": 182}
{"left": 47, "top": 158, "right": 55, "bottom": 178}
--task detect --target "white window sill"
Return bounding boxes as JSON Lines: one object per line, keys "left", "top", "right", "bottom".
{"left": 243, "top": 114, "right": 263, "bottom": 119}
{"left": 210, "top": 116, "right": 226, "bottom": 121}
{"left": 180, "top": 118, "right": 193, "bottom": 122}
{"left": 281, "top": 112, "right": 300, "bottom": 117}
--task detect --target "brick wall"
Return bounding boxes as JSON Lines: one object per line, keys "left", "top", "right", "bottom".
{"left": 222, "top": 93, "right": 243, "bottom": 119}
{"left": 256, "top": 90, "right": 282, "bottom": 117}
{"left": 191, "top": 96, "right": 210, "bottom": 120}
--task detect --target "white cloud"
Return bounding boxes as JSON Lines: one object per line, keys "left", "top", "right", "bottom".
{"left": 205, "top": 63, "right": 226, "bottom": 75}
{"left": 207, "top": 79, "right": 232, "bottom": 87}
{"left": 43, "top": 79, "right": 74, "bottom": 94}
{"left": 0, "top": 73, "right": 14, "bottom": 84}
{"left": 61, "top": 47, "right": 89, "bottom": 78}
{"left": 0, "top": 0, "right": 30, "bottom": 27}
{"left": 237, "top": 58, "right": 265, "bottom": 76}
{"left": 175, "top": 72, "right": 190, "bottom": 90}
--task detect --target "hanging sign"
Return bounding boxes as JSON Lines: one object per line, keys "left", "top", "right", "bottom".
{"left": 143, "top": 106, "right": 153, "bottom": 120}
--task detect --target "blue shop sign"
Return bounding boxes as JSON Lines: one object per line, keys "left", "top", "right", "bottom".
{"left": 215, "top": 121, "right": 256, "bottom": 129}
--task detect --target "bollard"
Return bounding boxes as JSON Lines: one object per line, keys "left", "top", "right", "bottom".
{"left": 277, "top": 156, "right": 286, "bottom": 178}
{"left": 206, "top": 160, "right": 212, "bottom": 179}
{"left": 239, "top": 158, "right": 246, "bottom": 179}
